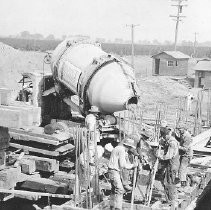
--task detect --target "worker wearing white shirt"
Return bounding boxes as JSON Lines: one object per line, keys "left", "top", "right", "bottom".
{"left": 85, "top": 106, "right": 100, "bottom": 144}
{"left": 85, "top": 106, "right": 99, "bottom": 131}
{"left": 108, "top": 138, "right": 138, "bottom": 210}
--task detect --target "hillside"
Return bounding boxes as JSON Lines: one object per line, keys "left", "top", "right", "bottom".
{"left": 0, "top": 42, "right": 50, "bottom": 99}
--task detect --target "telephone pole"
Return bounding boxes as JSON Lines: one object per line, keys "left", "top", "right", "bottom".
{"left": 170, "top": 0, "right": 188, "bottom": 51}
{"left": 193, "top": 32, "right": 199, "bottom": 57}
{"left": 126, "top": 24, "right": 140, "bottom": 68}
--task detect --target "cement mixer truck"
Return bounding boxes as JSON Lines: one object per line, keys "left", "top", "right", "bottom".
{"left": 40, "top": 39, "right": 139, "bottom": 123}
{"left": 47, "top": 38, "right": 139, "bottom": 117}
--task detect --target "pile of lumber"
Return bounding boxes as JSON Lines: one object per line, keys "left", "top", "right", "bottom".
{"left": 9, "top": 126, "right": 74, "bottom": 157}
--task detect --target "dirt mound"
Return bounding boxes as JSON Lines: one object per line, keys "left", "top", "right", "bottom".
{"left": 0, "top": 42, "right": 50, "bottom": 100}
{"left": 137, "top": 76, "right": 189, "bottom": 105}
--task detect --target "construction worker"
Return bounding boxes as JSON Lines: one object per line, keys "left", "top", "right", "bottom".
{"left": 120, "top": 133, "right": 141, "bottom": 191}
{"left": 108, "top": 138, "right": 138, "bottom": 210}
{"left": 156, "top": 128, "right": 180, "bottom": 209}
{"left": 176, "top": 126, "right": 193, "bottom": 187}
{"left": 85, "top": 106, "right": 100, "bottom": 131}
{"left": 85, "top": 106, "right": 101, "bottom": 145}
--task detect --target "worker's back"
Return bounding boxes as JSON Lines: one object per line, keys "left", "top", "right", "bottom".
{"left": 85, "top": 113, "right": 97, "bottom": 131}
{"left": 108, "top": 144, "right": 125, "bottom": 172}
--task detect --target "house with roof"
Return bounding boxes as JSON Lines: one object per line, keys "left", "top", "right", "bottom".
{"left": 194, "top": 59, "right": 211, "bottom": 88}
{"left": 152, "top": 51, "right": 190, "bottom": 76}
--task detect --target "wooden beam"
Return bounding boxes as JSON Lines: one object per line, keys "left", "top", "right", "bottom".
{"left": 9, "top": 143, "right": 74, "bottom": 157}
{"left": 0, "top": 188, "right": 72, "bottom": 199}
{"left": 19, "top": 177, "right": 70, "bottom": 194}
{"left": 9, "top": 132, "right": 64, "bottom": 146}
{"left": 191, "top": 128, "right": 211, "bottom": 146}
{"left": 9, "top": 127, "right": 73, "bottom": 142}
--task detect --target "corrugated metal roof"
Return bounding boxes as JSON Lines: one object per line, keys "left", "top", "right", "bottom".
{"left": 152, "top": 51, "right": 190, "bottom": 59}
{"left": 193, "top": 60, "right": 211, "bottom": 71}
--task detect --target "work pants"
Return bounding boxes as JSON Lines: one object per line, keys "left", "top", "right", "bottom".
{"left": 178, "top": 156, "right": 191, "bottom": 182}
{"left": 108, "top": 169, "right": 124, "bottom": 210}
{"left": 163, "top": 165, "right": 178, "bottom": 204}
{"left": 121, "top": 169, "right": 130, "bottom": 186}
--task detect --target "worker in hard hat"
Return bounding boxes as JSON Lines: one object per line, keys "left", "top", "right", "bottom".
{"left": 176, "top": 126, "right": 193, "bottom": 187}
{"left": 85, "top": 106, "right": 101, "bottom": 145}
{"left": 108, "top": 137, "right": 138, "bottom": 210}
{"left": 121, "top": 133, "right": 143, "bottom": 191}
{"left": 85, "top": 106, "right": 99, "bottom": 131}
{"left": 156, "top": 128, "right": 180, "bottom": 209}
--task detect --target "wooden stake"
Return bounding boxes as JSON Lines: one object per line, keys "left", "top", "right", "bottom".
{"left": 131, "top": 157, "right": 138, "bottom": 210}
{"left": 82, "top": 129, "right": 89, "bottom": 209}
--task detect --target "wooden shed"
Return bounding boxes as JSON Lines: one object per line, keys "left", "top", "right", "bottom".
{"left": 194, "top": 59, "right": 211, "bottom": 88}
{"left": 152, "top": 51, "right": 190, "bottom": 76}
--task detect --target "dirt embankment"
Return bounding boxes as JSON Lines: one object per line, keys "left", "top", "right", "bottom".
{"left": 137, "top": 76, "right": 189, "bottom": 106}
{"left": 0, "top": 42, "right": 50, "bottom": 100}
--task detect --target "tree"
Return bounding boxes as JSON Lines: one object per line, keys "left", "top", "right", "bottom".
{"left": 20, "top": 31, "right": 31, "bottom": 39}
{"left": 164, "top": 40, "right": 172, "bottom": 45}
{"left": 46, "top": 34, "right": 55, "bottom": 40}
{"left": 152, "top": 39, "right": 160, "bottom": 45}
{"left": 31, "top": 33, "right": 44, "bottom": 40}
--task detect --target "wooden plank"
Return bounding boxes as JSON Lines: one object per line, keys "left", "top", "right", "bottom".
{"left": 9, "top": 131, "right": 63, "bottom": 146}
{"left": 0, "top": 188, "right": 72, "bottom": 199}
{"left": 9, "top": 143, "right": 74, "bottom": 157}
{"left": 9, "top": 127, "right": 72, "bottom": 142}
{"left": 191, "top": 128, "right": 211, "bottom": 146}
{"left": 56, "top": 143, "right": 75, "bottom": 153}
{"left": 19, "top": 177, "right": 69, "bottom": 194}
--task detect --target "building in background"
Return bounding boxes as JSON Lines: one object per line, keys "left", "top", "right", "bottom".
{"left": 194, "top": 59, "right": 211, "bottom": 88}
{"left": 152, "top": 51, "right": 190, "bottom": 76}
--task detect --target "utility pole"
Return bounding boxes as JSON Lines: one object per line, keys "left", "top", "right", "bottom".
{"left": 126, "top": 24, "right": 140, "bottom": 68}
{"left": 170, "top": 0, "right": 188, "bottom": 51}
{"left": 193, "top": 32, "right": 199, "bottom": 57}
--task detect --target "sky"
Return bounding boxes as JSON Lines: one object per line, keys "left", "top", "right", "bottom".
{"left": 0, "top": 0, "right": 210, "bottom": 43}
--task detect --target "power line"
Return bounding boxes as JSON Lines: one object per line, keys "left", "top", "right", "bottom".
{"left": 170, "top": 0, "right": 188, "bottom": 51}
{"left": 193, "top": 32, "right": 199, "bottom": 56}
{"left": 126, "top": 24, "right": 140, "bottom": 69}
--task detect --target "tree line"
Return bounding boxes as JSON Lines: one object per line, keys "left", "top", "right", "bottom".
{"left": 0, "top": 37, "right": 211, "bottom": 58}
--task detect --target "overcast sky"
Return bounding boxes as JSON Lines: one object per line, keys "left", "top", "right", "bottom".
{"left": 0, "top": 0, "right": 210, "bottom": 42}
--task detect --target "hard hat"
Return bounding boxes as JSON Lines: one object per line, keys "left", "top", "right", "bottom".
{"left": 123, "top": 138, "right": 136, "bottom": 149}
{"left": 97, "top": 145, "right": 105, "bottom": 158}
{"left": 139, "top": 129, "right": 150, "bottom": 139}
{"left": 130, "top": 133, "right": 140, "bottom": 142}
{"left": 105, "top": 143, "right": 114, "bottom": 152}
{"left": 176, "top": 123, "right": 187, "bottom": 130}
{"left": 89, "top": 106, "right": 100, "bottom": 113}
{"left": 160, "top": 127, "right": 171, "bottom": 137}
{"left": 161, "top": 120, "right": 168, "bottom": 127}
